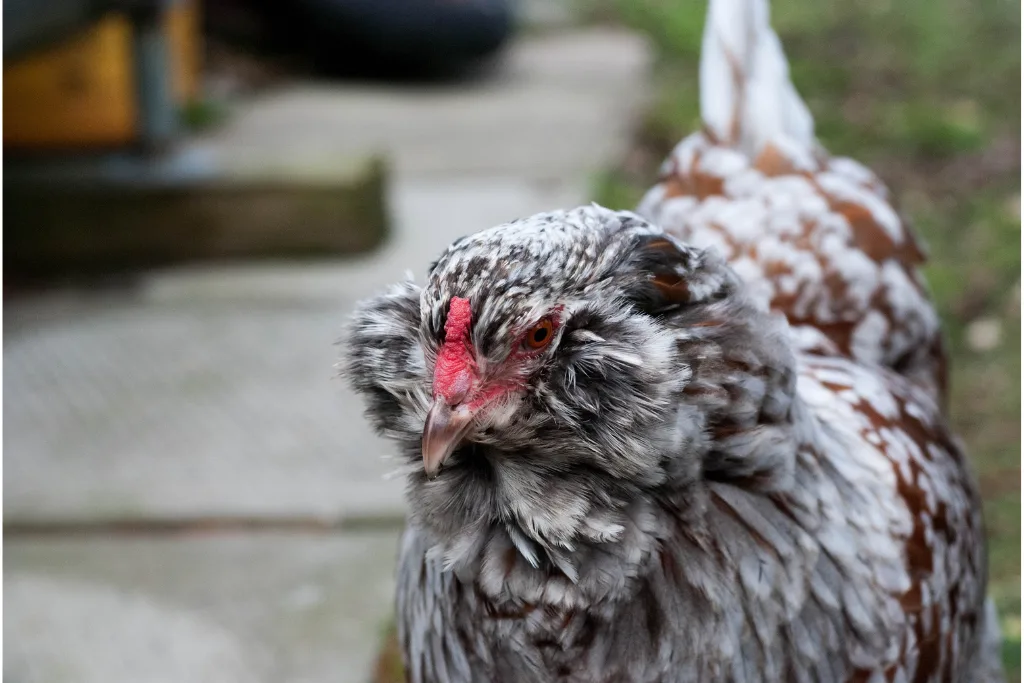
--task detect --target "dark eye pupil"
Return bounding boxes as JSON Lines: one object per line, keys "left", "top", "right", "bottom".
{"left": 533, "top": 328, "right": 548, "bottom": 343}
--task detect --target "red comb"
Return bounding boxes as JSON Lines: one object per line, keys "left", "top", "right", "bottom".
{"left": 434, "top": 297, "right": 475, "bottom": 404}
{"left": 444, "top": 296, "right": 473, "bottom": 344}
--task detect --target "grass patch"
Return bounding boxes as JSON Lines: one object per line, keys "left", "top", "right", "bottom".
{"left": 179, "top": 98, "right": 230, "bottom": 132}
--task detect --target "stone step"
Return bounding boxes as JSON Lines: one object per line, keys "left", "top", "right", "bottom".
{"left": 5, "top": 150, "right": 388, "bottom": 277}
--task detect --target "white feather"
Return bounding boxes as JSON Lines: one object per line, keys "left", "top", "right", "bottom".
{"left": 506, "top": 522, "right": 541, "bottom": 569}
{"left": 700, "top": 0, "right": 815, "bottom": 157}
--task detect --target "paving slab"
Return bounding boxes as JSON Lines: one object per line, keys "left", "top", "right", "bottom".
{"left": 5, "top": 531, "right": 401, "bottom": 683}
{"left": 199, "top": 28, "right": 651, "bottom": 178}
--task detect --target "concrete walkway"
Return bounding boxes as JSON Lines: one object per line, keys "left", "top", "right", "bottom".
{"left": 4, "top": 28, "right": 652, "bottom": 683}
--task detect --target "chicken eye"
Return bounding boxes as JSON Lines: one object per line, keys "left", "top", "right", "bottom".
{"left": 524, "top": 318, "right": 555, "bottom": 350}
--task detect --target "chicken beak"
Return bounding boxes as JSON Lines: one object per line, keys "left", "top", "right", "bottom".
{"left": 421, "top": 399, "right": 476, "bottom": 479}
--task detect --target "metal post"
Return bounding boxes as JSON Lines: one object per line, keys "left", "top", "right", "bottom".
{"left": 130, "top": 0, "right": 178, "bottom": 152}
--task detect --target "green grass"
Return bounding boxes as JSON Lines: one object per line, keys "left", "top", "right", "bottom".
{"left": 588, "top": 0, "right": 1020, "bottom": 678}
{"left": 180, "top": 98, "right": 231, "bottom": 132}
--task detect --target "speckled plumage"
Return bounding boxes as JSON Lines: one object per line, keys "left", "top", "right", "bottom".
{"left": 340, "top": 1, "right": 1001, "bottom": 681}
{"left": 637, "top": 0, "right": 946, "bottom": 405}
{"left": 635, "top": 135, "right": 946, "bottom": 407}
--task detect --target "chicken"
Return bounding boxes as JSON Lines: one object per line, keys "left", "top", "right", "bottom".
{"left": 341, "top": 0, "right": 1004, "bottom": 681}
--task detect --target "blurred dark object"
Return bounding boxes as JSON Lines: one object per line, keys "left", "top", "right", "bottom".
{"left": 204, "top": 0, "right": 515, "bottom": 80}
{"left": 3, "top": 0, "right": 200, "bottom": 151}
{"left": 4, "top": 0, "right": 390, "bottom": 284}
{"left": 3, "top": 0, "right": 110, "bottom": 59}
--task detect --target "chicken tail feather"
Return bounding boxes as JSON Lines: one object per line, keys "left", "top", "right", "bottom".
{"left": 699, "top": 0, "right": 815, "bottom": 158}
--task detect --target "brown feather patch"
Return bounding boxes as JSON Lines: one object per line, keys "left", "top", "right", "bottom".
{"left": 651, "top": 272, "right": 691, "bottom": 302}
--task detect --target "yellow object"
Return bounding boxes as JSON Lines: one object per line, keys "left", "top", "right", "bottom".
{"left": 168, "top": 0, "right": 201, "bottom": 102}
{"left": 3, "top": 1, "right": 201, "bottom": 150}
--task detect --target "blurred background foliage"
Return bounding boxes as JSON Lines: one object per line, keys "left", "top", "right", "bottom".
{"left": 585, "top": 0, "right": 1020, "bottom": 677}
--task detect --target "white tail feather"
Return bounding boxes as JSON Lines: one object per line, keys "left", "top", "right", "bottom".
{"left": 699, "top": 0, "right": 816, "bottom": 157}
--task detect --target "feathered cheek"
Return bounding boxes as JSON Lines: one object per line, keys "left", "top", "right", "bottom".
{"left": 474, "top": 393, "right": 524, "bottom": 432}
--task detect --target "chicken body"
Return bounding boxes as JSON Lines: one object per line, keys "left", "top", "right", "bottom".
{"left": 637, "top": 131, "right": 947, "bottom": 410}
{"left": 342, "top": 0, "right": 1003, "bottom": 680}
{"left": 346, "top": 206, "right": 1001, "bottom": 682}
